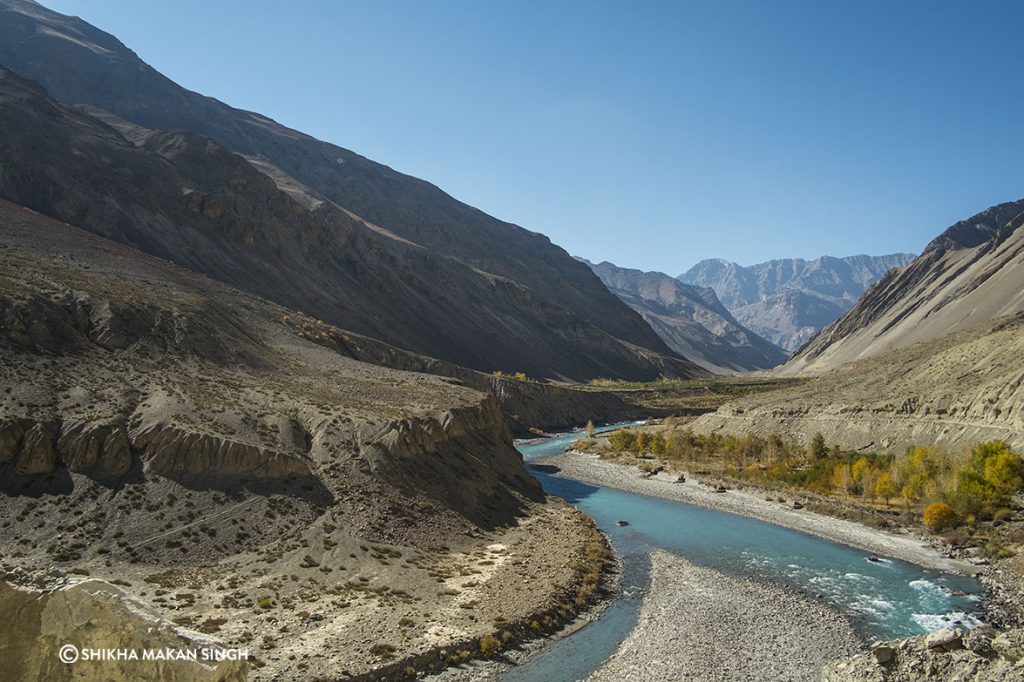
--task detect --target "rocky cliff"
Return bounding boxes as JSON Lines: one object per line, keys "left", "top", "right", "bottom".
{"left": 0, "top": 198, "right": 539, "bottom": 542}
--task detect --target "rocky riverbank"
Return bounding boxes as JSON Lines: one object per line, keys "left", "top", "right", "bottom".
{"left": 822, "top": 624, "right": 1024, "bottom": 680}
{"left": 421, "top": 546, "right": 625, "bottom": 681}
{"left": 590, "top": 551, "right": 861, "bottom": 681}
{"left": 539, "top": 451, "right": 973, "bottom": 574}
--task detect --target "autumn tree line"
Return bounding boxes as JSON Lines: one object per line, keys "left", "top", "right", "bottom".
{"left": 601, "top": 427, "right": 1023, "bottom": 531}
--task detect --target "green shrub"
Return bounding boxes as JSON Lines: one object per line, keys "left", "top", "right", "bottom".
{"left": 993, "top": 508, "right": 1015, "bottom": 522}
{"left": 810, "top": 432, "right": 828, "bottom": 460}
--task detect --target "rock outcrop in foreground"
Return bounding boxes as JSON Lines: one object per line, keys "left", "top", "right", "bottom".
{"left": 0, "top": 578, "right": 247, "bottom": 682}
{"left": 823, "top": 626, "right": 1024, "bottom": 681}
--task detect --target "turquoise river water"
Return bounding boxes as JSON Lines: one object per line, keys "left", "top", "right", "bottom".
{"left": 501, "top": 423, "right": 984, "bottom": 681}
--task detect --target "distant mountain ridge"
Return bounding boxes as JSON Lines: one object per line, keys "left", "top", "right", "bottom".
{"left": 678, "top": 253, "right": 916, "bottom": 350}
{"left": 583, "top": 260, "right": 789, "bottom": 373}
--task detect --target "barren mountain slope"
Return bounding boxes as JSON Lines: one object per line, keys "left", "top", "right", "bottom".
{"left": 785, "top": 199, "right": 1024, "bottom": 375}
{"left": 693, "top": 201, "right": 1024, "bottom": 452}
{"left": 0, "top": 0, "right": 682, "bottom": 380}
{"left": 0, "top": 201, "right": 607, "bottom": 680}
{"left": 0, "top": 65, "right": 700, "bottom": 382}
{"left": 694, "top": 310, "right": 1024, "bottom": 452}
{"left": 584, "top": 260, "right": 788, "bottom": 372}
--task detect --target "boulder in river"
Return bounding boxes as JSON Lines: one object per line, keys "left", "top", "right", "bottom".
{"left": 616, "top": 520, "right": 630, "bottom": 527}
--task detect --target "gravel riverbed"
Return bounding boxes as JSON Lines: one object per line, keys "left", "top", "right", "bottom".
{"left": 589, "top": 551, "right": 861, "bottom": 681}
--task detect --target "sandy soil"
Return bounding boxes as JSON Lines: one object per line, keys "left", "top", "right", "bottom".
{"left": 538, "top": 451, "right": 974, "bottom": 574}
{"left": 590, "top": 551, "right": 861, "bottom": 681}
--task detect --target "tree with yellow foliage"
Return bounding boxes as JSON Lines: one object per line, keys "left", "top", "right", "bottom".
{"left": 895, "top": 446, "right": 945, "bottom": 506}
{"left": 923, "top": 502, "right": 957, "bottom": 531}
{"left": 875, "top": 471, "right": 898, "bottom": 505}
{"left": 833, "top": 463, "right": 852, "bottom": 495}
{"left": 850, "top": 456, "right": 869, "bottom": 495}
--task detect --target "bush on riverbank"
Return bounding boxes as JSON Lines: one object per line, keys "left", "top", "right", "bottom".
{"left": 606, "top": 428, "right": 806, "bottom": 466}
{"left": 924, "top": 502, "right": 957, "bottom": 530}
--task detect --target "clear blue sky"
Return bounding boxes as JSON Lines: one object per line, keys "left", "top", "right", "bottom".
{"left": 44, "top": 0, "right": 1024, "bottom": 275}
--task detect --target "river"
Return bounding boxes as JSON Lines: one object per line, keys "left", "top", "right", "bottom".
{"left": 502, "top": 423, "right": 984, "bottom": 681}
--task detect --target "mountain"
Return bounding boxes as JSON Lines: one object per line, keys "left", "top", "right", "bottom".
{"left": 583, "top": 260, "right": 789, "bottom": 373}
{"left": 679, "top": 253, "right": 916, "bottom": 350}
{"left": 785, "top": 199, "right": 1024, "bottom": 375}
{"left": 733, "top": 290, "right": 847, "bottom": 353}
{"left": 693, "top": 200, "right": 1024, "bottom": 452}
{"left": 0, "top": 0, "right": 700, "bottom": 382}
